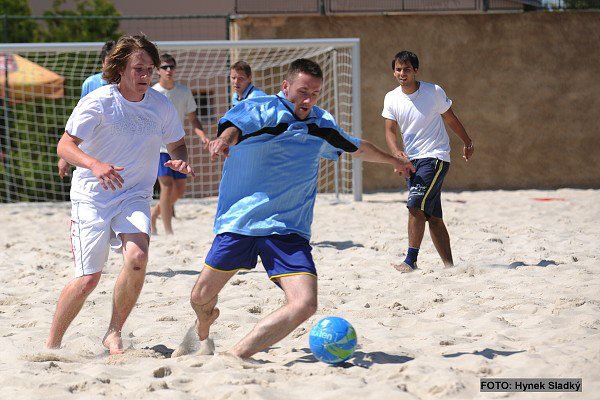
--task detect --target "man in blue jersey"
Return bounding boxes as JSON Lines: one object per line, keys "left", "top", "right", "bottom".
{"left": 57, "top": 40, "right": 115, "bottom": 178}
{"left": 230, "top": 60, "right": 267, "bottom": 107}
{"left": 186, "top": 59, "right": 415, "bottom": 360}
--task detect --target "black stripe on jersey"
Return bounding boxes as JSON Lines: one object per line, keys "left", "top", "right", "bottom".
{"left": 306, "top": 123, "right": 359, "bottom": 153}
{"left": 238, "top": 123, "right": 290, "bottom": 143}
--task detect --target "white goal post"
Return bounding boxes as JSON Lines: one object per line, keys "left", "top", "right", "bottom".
{"left": 0, "top": 38, "right": 362, "bottom": 203}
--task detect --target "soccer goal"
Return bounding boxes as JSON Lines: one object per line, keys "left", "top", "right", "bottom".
{"left": 0, "top": 38, "right": 362, "bottom": 203}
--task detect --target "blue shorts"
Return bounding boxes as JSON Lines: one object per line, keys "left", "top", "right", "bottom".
{"left": 157, "top": 152, "right": 187, "bottom": 179}
{"left": 204, "top": 232, "right": 317, "bottom": 282}
{"left": 406, "top": 158, "right": 450, "bottom": 218}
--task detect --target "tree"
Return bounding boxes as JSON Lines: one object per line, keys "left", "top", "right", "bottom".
{"left": 564, "top": 0, "right": 600, "bottom": 8}
{"left": 39, "top": 0, "right": 123, "bottom": 42}
{"left": 0, "top": 0, "right": 41, "bottom": 43}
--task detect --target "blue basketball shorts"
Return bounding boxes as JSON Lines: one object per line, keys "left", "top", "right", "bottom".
{"left": 157, "top": 152, "right": 187, "bottom": 179}
{"left": 406, "top": 158, "right": 450, "bottom": 219}
{"left": 204, "top": 232, "right": 317, "bottom": 282}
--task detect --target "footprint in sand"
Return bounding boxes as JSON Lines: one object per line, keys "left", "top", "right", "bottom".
{"left": 24, "top": 352, "right": 74, "bottom": 363}
{"left": 172, "top": 324, "right": 215, "bottom": 357}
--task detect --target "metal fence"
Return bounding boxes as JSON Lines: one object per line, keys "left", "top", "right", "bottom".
{"left": 233, "top": 0, "right": 545, "bottom": 14}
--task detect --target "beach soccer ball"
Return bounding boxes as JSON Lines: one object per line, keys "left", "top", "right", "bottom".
{"left": 309, "top": 316, "right": 357, "bottom": 364}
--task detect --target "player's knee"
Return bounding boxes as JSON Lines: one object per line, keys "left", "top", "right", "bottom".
{"left": 77, "top": 273, "right": 101, "bottom": 296}
{"left": 293, "top": 297, "right": 318, "bottom": 321}
{"left": 428, "top": 216, "right": 444, "bottom": 226}
{"left": 126, "top": 249, "right": 148, "bottom": 271}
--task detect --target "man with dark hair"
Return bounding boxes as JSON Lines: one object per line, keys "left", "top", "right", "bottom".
{"left": 382, "top": 50, "right": 474, "bottom": 272}
{"left": 58, "top": 40, "right": 116, "bottom": 178}
{"left": 230, "top": 60, "right": 267, "bottom": 107}
{"left": 150, "top": 53, "right": 209, "bottom": 235}
{"left": 47, "top": 35, "right": 194, "bottom": 354}
{"left": 181, "top": 58, "right": 414, "bottom": 360}
{"left": 81, "top": 40, "right": 117, "bottom": 97}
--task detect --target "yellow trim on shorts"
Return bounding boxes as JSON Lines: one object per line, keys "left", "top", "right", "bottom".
{"left": 420, "top": 159, "right": 444, "bottom": 212}
{"left": 269, "top": 271, "right": 318, "bottom": 281}
{"left": 203, "top": 263, "right": 252, "bottom": 273}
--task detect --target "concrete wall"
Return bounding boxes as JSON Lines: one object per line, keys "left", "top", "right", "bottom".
{"left": 233, "top": 12, "right": 600, "bottom": 190}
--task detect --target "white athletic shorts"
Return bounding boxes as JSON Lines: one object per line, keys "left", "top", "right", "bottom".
{"left": 70, "top": 196, "right": 151, "bottom": 277}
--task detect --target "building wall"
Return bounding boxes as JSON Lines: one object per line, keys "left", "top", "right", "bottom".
{"left": 233, "top": 12, "right": 600, "bottom": 190}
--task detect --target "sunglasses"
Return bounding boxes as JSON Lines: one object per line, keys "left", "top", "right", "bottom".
{"left": 159, "top": 65, "right": 176, "bottom": 70}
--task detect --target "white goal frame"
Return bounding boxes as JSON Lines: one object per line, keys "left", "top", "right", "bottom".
{"left": 0, "top": 38, "right": 362, "bottom": 202}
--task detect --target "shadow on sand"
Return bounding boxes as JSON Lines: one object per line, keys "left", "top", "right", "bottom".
{"left": 443, "top": 348, "right": 526, "bottom": 360}
{"left": 312, "top": 241, "right": 364, "bottom": 250}
{"left": 485, "top": 259, "right": 557, "bottom": 269}
{"left": 284, "top": 347, "right": 414, "bottom": 368}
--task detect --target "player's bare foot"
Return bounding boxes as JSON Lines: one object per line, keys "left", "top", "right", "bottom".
{"left": 195, "top": 308, "right": 220, "bottom": 341}
{"left": 102, "top": 330, "right": 124, "bottom": 354}
{"left": 392, "top": 261, "right": 417, "bottom": 273}
{"left": 45, "top": 338, "right": 61, "bottom": 349}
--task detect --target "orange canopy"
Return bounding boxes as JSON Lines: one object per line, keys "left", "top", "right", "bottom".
{"left": 0, "top": 53, "right": 64, "bottom": 103}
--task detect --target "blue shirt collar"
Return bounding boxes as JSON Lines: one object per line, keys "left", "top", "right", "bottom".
{"left": 235, "top": 83, "right": 255, "bottom": 101}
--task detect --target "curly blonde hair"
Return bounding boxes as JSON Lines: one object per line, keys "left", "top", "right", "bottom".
{"left": 102, "top": 35, "right": 160, "bottom": 84}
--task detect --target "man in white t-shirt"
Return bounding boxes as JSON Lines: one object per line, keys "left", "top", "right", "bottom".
{"left": 382, "top": 50, "right": 474, "bottom": 272}
{"left": 150, "top": 53, "right": 209, "bottom": 235}
{"left": 57, "top": 40, "right": 116, "bottom": 178}
{"left": 46, "top": 35, "right": 194, "bottom": 354}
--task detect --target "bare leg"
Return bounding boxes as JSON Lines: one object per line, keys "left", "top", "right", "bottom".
{"left": 173, "top": 178, "right": 186, "bottom": 203}
{"left": 394, "top": 207, "right": 427, "bottom": 272}
{"left": 158, "top": 176, "right": 175, "bottom": 235}
{"left": 103, "top": 232, "right": 149, "bottom": 354}
{"left": 428, "top": 216, "right": 454, "bottom": 267}
{"left": 46, "top": 273, "right": 101, "bottom": 348}
{"left": 408, "top": 207, "right": 427, "bottom": 248}
{"left": 190, "top": 267, "right": 235, "bottom": 341}
{"left": 229, "top": 274, "right": 317, "bottom": 359}
{"left": 150, "top": 203, "right": 160, "bottom": 234}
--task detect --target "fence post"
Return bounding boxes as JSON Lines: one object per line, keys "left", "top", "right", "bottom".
{"left": 2, "top": 16, "right": 12, "bottom": 201}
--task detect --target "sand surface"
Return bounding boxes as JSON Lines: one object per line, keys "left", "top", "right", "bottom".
{"left": 0, "top": 189, "right": 598, "bottom": 399}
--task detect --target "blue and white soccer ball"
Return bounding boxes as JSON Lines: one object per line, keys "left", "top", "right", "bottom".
{"left": 309, "top": 316, "right": 357, "bottom": 364}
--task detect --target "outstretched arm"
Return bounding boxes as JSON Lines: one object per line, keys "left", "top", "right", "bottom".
{"left": 209, "top": 126, "right": 240, "bottom": 159}
{"left": 166, "top": 137, "right": 195, "bottom": 176}
{"left": 384, "top": 118, "right": 408, "bottom": 160}
{"left": 353, "top": 139, "right": 415, "bottom": 177}
{"left": 187, "top": 111, "right": 209, "bottom": 149}
{"left": 57, "top": 132, "right": 124, "bottom": 190}
{"left": 442, "top": 108, "right": 474, "bottom": 161}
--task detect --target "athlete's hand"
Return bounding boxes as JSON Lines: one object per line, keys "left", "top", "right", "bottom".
{"left": 209, "top": 138, "right": 230, "bottom": 159}
{"left": 463, "top": 142, "right": 474, "bottom": 162}
{"left": 393, "top": 156, "right": 415, "bottom": 177}
{"left": 90, "top": 161, "right": 125, "bottom": 191}
{"left": 57, "top": 158, "right": 70, "bottom": 178}
{"left": 200, "top": 135, "right": 210, "bottom": 150}
{"left": 164, "top": 159, "right": 196, "bottom": 177}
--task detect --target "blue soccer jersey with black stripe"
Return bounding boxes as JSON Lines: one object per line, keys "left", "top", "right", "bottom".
{"left": 214, "top": 92, "right": 360, "bottom": 239}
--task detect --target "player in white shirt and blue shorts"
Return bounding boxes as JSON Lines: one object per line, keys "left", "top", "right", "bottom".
{"left": 46, "top": 35, "right": 194, "bottom": 354}
{"left": 382, "top": 50, "right": 475, "bottom": 272}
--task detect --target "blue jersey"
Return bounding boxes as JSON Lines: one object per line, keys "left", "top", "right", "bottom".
{"left": 215, "top": 93, "right": 361, "bottom": 240}
{"left": 81, "top": 72, "right": 107, "bottom": 98}
{"left": 231, "top": 83, "right": 268, "bottom": 107}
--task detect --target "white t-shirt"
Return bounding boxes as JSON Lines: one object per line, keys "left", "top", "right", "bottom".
{"left": 382, "top": 81, "right": 453, "bottom": 162}
{"left": 65, "top": 84, "right": 185, "bottom": 206}
{"left": 152, "top": 82, "right": 197, "bottom": 153}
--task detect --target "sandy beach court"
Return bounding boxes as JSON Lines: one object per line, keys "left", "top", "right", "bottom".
{"left": 0, "top": 189, "right": 598, "bottom": 399}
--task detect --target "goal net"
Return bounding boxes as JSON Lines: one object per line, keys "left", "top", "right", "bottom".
{"left": 0, "top": 39, "right": 362, "bottom": 203}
